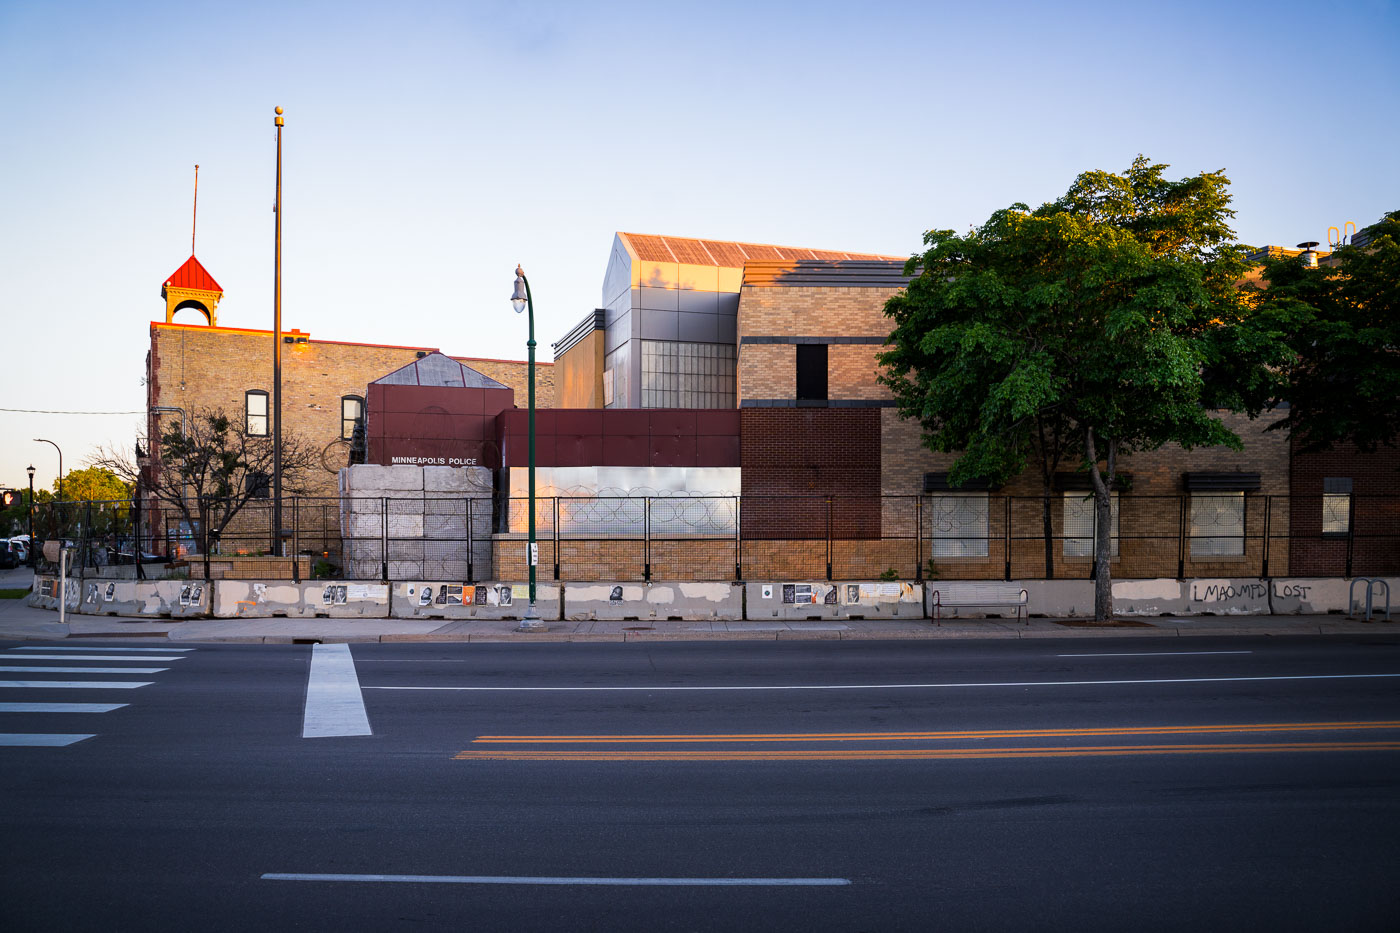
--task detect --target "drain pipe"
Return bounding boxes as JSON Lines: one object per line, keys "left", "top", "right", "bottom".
{"left": 149, "top": 406, "right": 190, "bottom": 520}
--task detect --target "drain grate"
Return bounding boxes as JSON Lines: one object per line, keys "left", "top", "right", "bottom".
{"left": 623, "top": 626, "right": 654, "bottom": 631}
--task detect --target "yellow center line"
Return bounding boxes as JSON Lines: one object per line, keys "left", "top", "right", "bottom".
{"left": 470, "top": 721, "right": 1400, "bottom": 744}
{"left": 454, "top": 741, "right": 1400, "bottom": 762}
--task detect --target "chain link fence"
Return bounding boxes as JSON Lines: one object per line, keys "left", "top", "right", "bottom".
{"left": 23, "top": 494, "right": 1400, "bottom": 582}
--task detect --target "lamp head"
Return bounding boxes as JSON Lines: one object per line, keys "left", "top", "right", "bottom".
{"left": 511, "top": 265, "right": 528, "bottom": 314}
{"left": 26, "top": 465, "right": 35, "bottom": 480}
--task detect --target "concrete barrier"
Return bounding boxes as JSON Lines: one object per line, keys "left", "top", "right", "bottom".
{"left": 749, "top": 581, "right": 923, "bottom": 621}
{"left": 31, "top": 576, "right": 210, "bottom": 617}
{"left": 1109, "top": 579, "right": 1189, "bottom": 616}
{"left": 564, "top": 582, "right": 741, "bottom": 621}
{"left": 1271, "top": 577, "right": 1399, "bottom": 616}
{"left": 213, "top": 580, "right": 391, "bottom": 618}
{"left": 392, "top": 582, "right": 561, "bottom": 621}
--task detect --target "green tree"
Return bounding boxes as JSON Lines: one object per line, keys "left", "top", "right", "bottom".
{"left": 880, "top": 157, "right": 1257, "bottom": 621}
{"left": 1247, "top": 211, "right": 1400, "bottom": 451}
{"left": 57, "top": 466, "right": 131, "bottom": 503}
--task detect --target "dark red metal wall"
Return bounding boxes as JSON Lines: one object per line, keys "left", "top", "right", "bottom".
{"left": 367, "top": 383, "right": 515, "bottom": 468}
{"left": 496, "top": 409, "right": 740, "bottom": 468}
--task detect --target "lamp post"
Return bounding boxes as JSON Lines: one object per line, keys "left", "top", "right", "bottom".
{"left": 26, "top": 465, "right": 35, "bottom": 568}
{"left": 511, "top": 265, "right": 543, "bottom": 631}
{"left": 34, "top": 438, "right": 62, "bottom": 500}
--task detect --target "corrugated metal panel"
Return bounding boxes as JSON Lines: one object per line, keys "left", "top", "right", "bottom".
{"left": 700, "top": 240, "right": 750, "bottom": 267}
{"left": 624, "top": 234, "right": 677, "bottom": 263}
{"left": 662, "top": 237, "right": 714, "bottom": 266}
{"left": 741, "top": 260, "right": 913, "bottom": 288}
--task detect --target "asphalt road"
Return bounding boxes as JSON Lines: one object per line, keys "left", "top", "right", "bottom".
{"left": 3, "top": 635, "right": 1399, "bottom": 932}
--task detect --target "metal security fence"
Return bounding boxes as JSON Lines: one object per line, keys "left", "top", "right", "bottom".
{"left": 25, "top": 494, "right": 1400, "bottom": 582}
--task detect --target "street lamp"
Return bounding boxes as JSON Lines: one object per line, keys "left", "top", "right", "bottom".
{"left": 34, "top": 438, "right": 62, "bottom": 500}
{"left": 26, "top": 464, "right": 35, "bottom": 567}
{"left": 511, "top": 265, "right": 543, "bottom": 631}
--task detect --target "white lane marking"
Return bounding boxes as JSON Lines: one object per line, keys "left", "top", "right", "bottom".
{"left": 0, "top": 681, "right": 152, "bottom": 689}
{"left": 1057, "top": 651, "right": 1253, "bottom": 658}
{"left": 363, "top": 673, "right": 1400, "bottom": 692}
{"left": 10, "top": 646, "right": 194, "bottom": 652}
{"left": 303, "top": 644, "right": 372, "bottom": 738}
{"left": 262, "top": 873, "right": 851, "bottom": 887}
{"left": 0, "top": 733, "right": 96, "bottom": 746}
{"left": 0, "top": 655, "right": 187, "bottom": 662}
{"left": 0, "top": 703, "right": 127, "bottom": 713}
{"left": 0, "top": 666, "right": 169, "bottom": 674}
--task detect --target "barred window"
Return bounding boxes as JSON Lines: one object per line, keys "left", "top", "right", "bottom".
{"left": 640, "top": 340, "right": 735, "bottom": 409}
{"left": 927, "top": 493, "right": 989, "bottom": 558}
{"left": 1063, "top": 492, "right": 1119, "bottom": 557}
{"left": 245, "top": 390, "right": 269, "bottom": 437}
{"left": 1322, "top": 477, "right": 1352, "bottom": 535}
{"left": 341, "top": 395, "right": 365, "bottom": 440}
{"left": 1190, "top": 492, "right": 1245, "bottom": 557}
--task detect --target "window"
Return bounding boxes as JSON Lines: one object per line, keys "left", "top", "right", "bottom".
{"left": 795, "top": 343, "right": 828, "bottom": 402}
{"left": 245, "top": 390, "right": 268, "bottom": 436}
{"left": 927, "top": 493, "right": 989, "bottom": 557}
{"left": 1064, "top": 492, "right": 1119, "bottom": 557}
{"left": 639, "top": 340, "right": 735, "bottom": 409}
{"left": 341, "top": 395, "right": 365, "bottom": 440}
{"left": 1190, "top": 492, "right": 1245, "bottom": 557}
{"left": 1322, "top": 477, "right": 1352, "bottom": 536}
{"left": 605, "top": 342, "right": 631, "bottom": 409}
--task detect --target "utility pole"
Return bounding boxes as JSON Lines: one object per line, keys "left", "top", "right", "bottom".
{"left": 272, "top": 106, "right": 284, "bottom": 556}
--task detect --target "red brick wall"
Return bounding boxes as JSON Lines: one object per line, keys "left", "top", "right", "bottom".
{"left": 740, "top": 409, "right": 881, "bottom": 539}
{"left": 1290, "top": 436, "right": 1400, "bottom": 575}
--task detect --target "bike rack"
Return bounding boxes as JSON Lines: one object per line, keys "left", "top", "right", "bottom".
{"left": 1348, "top": 577, "right": 1392, "bottom": 622}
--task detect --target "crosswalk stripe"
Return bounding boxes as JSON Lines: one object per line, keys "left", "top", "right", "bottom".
{"left": 0, "top": 666, "right": 169, "bottom": 674}
{"left": 0, "top": 655, "right": 187, "bottom": 662}
{"left": 10, "top": 646, "right": 193, "bottom": 652}
{"left": 0, "top": 703, "right": 127, "bottom": 713}
{"left": 0, "top": 681, "right": 152, "bottom": 689}
{"left": 0, "top": 733, "right": 96, "bottom": 746}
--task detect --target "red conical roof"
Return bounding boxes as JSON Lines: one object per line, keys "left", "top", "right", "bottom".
{"left": 163, "top": 255, "right": 223, "bottom": 293}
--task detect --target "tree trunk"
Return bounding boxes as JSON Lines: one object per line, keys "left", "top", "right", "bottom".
{"left": 1085, "top": 427, "right": 1116, "bottom": 623}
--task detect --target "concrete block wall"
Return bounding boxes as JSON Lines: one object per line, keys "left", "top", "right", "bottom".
{"left": 339, "top": 464, "right": 493, "bottom": 580}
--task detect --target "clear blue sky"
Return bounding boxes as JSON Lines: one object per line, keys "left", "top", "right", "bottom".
{"left": 2, "top": 0, "right": 1397, "bottom": 493}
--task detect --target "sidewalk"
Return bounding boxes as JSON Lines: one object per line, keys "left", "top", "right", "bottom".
{"left": 0, "top": 595, "right": 1392, "bottom": 644}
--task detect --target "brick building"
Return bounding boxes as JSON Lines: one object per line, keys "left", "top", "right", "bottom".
{"left": 145, "top": 253, "right": 554, "bottom": 499}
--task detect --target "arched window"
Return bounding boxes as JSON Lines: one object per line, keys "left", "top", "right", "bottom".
{"left": 245, "top": 390, "right": 269, "bottom": 436}
{"left": 341, "top": 395, "right": 365, "bottom": 440}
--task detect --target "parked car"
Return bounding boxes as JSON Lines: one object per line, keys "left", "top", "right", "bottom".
{"left": 0, "top": 540, "right": 23, "bottom": 569}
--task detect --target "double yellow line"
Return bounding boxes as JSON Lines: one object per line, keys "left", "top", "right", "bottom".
{"left": 454, "top": 721, "right": 1400, "bottom": 762}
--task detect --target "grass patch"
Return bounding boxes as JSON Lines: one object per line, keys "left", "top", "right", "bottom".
{"left": 0, "top": 588, "right": 30, "bottom": 599}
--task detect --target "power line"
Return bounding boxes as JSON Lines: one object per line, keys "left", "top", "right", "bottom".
{"left": 0, "top": 406, "right": 143, "bottom": 411}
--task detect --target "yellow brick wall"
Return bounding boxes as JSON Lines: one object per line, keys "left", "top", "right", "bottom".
{"left": 148, "top": 323, "right": 554, "bottom": 497}
{"left": 736, "top": 284, "right": 901, "bottom": 402}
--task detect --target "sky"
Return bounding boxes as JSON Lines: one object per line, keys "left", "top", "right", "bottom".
{"left": 1, "top": 0, "right": 1397, "bottom": 495}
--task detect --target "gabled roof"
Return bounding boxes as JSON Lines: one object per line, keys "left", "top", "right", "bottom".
{"left": 618, "top": 232, "right": 902, "bottom": 268}
{"left": 162, "top": 255, "right": 223, "bottom": 293}
{"left": 372, "top": 351, "right": 510, "bottom": 389}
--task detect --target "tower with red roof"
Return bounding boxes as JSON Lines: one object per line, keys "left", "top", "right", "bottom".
{"left": 161, "top": 255, "right": 223, "bottom": 325}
